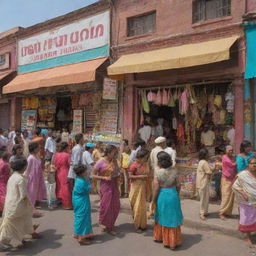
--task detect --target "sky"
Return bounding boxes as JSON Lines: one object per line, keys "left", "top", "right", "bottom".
{"left": 0, "top": 0, "right": 99, "bottom": 33}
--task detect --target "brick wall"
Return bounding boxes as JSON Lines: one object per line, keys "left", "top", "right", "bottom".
{"left": 247, "top": 0, "right": 256, "bottom": 12}
{"left": 112, "top": 0, "right": 246, "bottom": 55}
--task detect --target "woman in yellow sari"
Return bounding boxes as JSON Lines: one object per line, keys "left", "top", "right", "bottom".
{"left": 129, "top": 149, "right": 151, "bottom": 233}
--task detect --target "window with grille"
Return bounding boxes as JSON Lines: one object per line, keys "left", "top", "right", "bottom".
{"left": 127, "top": 11, "right": 156, "bottom": 37}
{"left": 0, "top": 54, "right": 5, "bottom": 66}
{"left": 192, "top": 0, "right": 231, "bottom": 23}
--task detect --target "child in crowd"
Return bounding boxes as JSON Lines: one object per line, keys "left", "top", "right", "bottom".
{"left": 196, "top": 148, "right": 214, "bottom": 220}
{"left": 44, "top": 159, "right": 57, "bottom": 210}
{"left": 72, "top": 165, "right": 93, "bottom": 245}
{"left": 120, "top": 140, "right": 130, "bottom": 198}
{"left": 68, "top": 134, "right": 84, "bottom": 190}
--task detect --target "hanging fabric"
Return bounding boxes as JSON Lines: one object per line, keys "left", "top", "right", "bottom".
{"left": 162, "top": 89, "right": 169, "bottom": 105}
{"left": 219, "top": 109, "right": 227, "bottom": 124}
{"left": 147, "top": 90, "right": 156, "bottom": 102}
{"left": 213, "top": 95, "right": 222, "bottom": 108}
{"left": 172, "top": 116, "right": 177, "bottom": 130}
{"left": 180, "top": 89, "right": 189, "bottom": 115}
{"left": 141, "top": 90, "right": 150, "bottom": 113}
{"left": 155, "top": 89, "right": 162, "bottom": 105}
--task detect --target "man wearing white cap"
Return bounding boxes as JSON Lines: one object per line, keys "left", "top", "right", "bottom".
{"left": 150, "top": 136, "right": 166, "bottom": 175}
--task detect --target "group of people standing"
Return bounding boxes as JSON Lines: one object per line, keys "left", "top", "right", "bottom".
{"left": 0, "top": 127, "right": 183, "bottom": 250}
{"left": 196, "top": 140, "right": 256, "bottom": 248}
{"left": 1, "top": 124, "right": 256, "bottom": 250}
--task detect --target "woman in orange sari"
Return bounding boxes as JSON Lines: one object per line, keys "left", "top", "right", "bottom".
{"left": 129, "top": 149, "right": 151, "bottom": 232}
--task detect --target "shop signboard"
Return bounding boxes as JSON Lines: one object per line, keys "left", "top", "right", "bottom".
{"left": 103, "top": 78, "right": 117, "bottom": 100}
{"left": 21, "top": 110, "right": 37, "bottom": 131}
{"left": 73, "top": 109, "right": 83, "bottom": 133}
{"left": 18, "top": 10, "right": 110, "bottom": 73}
{"left": 100, "top": 103, "right": 118, "bottom": 133}
{"left": 245, "top": 22, "right": 256, "bottom": 79}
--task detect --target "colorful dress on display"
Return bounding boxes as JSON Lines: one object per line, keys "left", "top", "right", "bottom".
{"left": 0, "top": 159, "right": 10, "bottom": 211}
{"left": 72, "top": 177, "right": 93, "bottom": 239}
{"left": 129, "top": 161, "right": 150, "bottom": 230}
{"left": 236, "top": 152, "right": 255, "bottom": 173}
{"left": 94, "top": 159, "right": 120, "bottom": 230}
{"left": 54, "top": 152, "right": 72, "bottom": 208}
{"left": 154, "top": 168, "right": 183, "bottom": 248}
{"left": 233, "top": 170, "right": 256, "bottom": 233}
{"left": 25, "top": 154, "right": 46, "bottom": 207}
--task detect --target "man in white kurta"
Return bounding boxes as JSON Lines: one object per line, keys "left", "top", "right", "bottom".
{"left": 150, "top": 136, "right": 166, "bottom": 176}
{"left": 0, "top": 168, "right": 34, "bottom": 246}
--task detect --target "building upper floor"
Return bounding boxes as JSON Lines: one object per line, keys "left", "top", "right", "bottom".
{"left": 111, "top": 0, "right": 256, "bottom": 51}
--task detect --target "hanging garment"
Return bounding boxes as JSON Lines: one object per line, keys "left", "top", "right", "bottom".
{"left": 162, "top": 89, "right": 169, "bottom": 105}
{"left": 147, "top": 91, "right": 156, "bottom": 102}
{"left": 189, "top": 87, "right": 197, "bottom": 104}
{"left": 219, "top": 109, "right": 227, "bottom": 125}
{"left": 212, "top": 108, "right": 220, "bottom": 125}
{"left": 225, "top": 91, "right": 235, "bottom": 113}
{"left": 208, "top": 95, "right": 215, "bottom": 113}
{"left": 177, "top": 123, "right": 185, "bottom": 143}
{"left": 155, "top": 89, "right": 162, "bottom": 105}
{"left": 172, "top": 117, "right": 178, "bottom": 130}
{"left": 213, "top": 95, "right": 222, "bottom": 108}
{"left": 168, "top": 91, "right": 175, "bottom": 107}
{"left": 142, "top": 91, "right": 150, "bottom": 113}
{"left": 180, "top": 89, "right": 189, "bottom": 115}
{"left": 226, "top": 112, "right": 233, "bottom": 125}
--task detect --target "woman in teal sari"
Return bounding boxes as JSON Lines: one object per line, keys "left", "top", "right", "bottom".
{"left": 72, "top": 165, "right": 93, "bottom": 245}
{"left": 152, "top": 152, "right": 183, "bottom": 250}
{"left": 236, "top": 141, "right": 255, "bottom": 173}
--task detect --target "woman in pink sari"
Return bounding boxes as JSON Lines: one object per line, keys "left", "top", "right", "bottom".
{"left": 92, "top": 145, "right": 120, "bottom": 235}
{"left": 54, "top": 141, "right": 72, "bottom": 209}
{"left": 0, "top": 151, "right": 10, "bottom": 214}
{"left": 25, "top": 142, "right": 46, "bottom": 217}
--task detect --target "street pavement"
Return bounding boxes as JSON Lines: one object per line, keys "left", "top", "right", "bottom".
{"left": 2, "top": 196, "right": 256, "bottom": 256}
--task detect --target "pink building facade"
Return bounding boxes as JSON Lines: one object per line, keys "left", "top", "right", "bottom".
{"left": 0, "top": 28, "right": 22, "bottom": 129}
{"left": 109, "top": 0, "right": 254, "bottom": 153}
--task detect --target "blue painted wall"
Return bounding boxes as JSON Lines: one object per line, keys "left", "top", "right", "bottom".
{"left": 18, "top": 45, "right": 109, "bottom": 73}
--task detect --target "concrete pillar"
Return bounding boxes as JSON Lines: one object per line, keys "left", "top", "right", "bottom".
{"left": 234, "top": 78, "right": 244, "bottom": 154}
{"left": 10, "top": 97, "right": 21, "bottom": 129}
{"left": 244, "top": 79, "right": 252, "bottom": 141}
{"left": 123, "top": 74, "right": 135, "bottom": 143}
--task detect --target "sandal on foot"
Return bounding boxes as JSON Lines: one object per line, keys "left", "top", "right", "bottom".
{"left": 200, "top": 215, "right": 206, "bottom": 221}
{"left": 78, "top": 239, "right": 91, "bottom": 245}
{"left": 33, "top": 212, "right": 43, "bottom": 218}
{"left": 33, "top": 224, "right": 40, "bottom": 231}
{"left": 219, "top": 214, "right": 227, "bottom": 221}
{"left": 31, "top": 232, "right": 42, "bottom": 239}
{"left": 108, "top": 230, "right": 117, "bottom": 236}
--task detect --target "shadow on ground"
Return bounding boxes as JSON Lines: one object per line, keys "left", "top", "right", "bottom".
{"left": 6, "top": 229, "right": 63, "bottom": 256}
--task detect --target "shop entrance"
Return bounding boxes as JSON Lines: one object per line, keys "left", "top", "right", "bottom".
{"left": 55, "top": 96, "right": 72, "bottom": 132}
{"left": 139, "top": 82, "right": 234, "bottom": 157}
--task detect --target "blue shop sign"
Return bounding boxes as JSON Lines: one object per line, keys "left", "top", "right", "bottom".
{"left": 245, "top": 22, "right": 256, "bottom": 79}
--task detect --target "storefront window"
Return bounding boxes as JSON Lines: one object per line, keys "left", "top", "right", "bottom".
{"left": 127, "top": 11, "right": 156, "bottom": 37}
{"left": 192, "top": 0, "right": 231, "bottom": 23}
